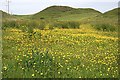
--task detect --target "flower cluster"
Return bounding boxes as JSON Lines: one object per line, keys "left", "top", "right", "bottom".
{"left": 2, "top": 28, "right": 119, "bottom": 78}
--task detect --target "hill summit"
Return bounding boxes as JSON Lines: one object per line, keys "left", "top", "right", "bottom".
{"left": 33, "top": 6, "right": 102, "bottom": 20}
{"left": 103, "top": 8, "right": 120, "bottom": 18}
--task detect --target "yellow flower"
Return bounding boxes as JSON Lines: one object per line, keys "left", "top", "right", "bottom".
{"left": 112, "top": 75, "right": 115, "bottom": 77}
{"left": 79, "top": 76, "right": 81, "bottom": 78}
{"left": 18, "top": 48, "right": 20, "bottom": 51}
{"left": 32, "top": 74, "right": 34, "bottom": 77}
{"left": 67, "top": 68, "right": 70, "bottom": 70}
{"left": 82, "top": 65, "right": 85, "bottom": 67}
{"left": 107, "top": 68, "right": 110, "bottom": 71}
{"left": 65, "top": 60, "right": 68, "bottom": 62}
{"left": 34, "top": 63, "right": 36, "bottom": 65}
{"left": 40, "top": 73, "right": 43, "bottom": 75}
{"left": 3, "top": 66, "right": 7, "bottom": 70}
{"left": 41, "top": 60, "right": 43, "bottom": 63}
{"left": 100, "top": 73, "right": 102, "bottom": 76}
{"left": 58, "top": 72, "right": 60, "bottom": 74}
{"left": 33, "top": 66, "right": 35, "bottom": 68}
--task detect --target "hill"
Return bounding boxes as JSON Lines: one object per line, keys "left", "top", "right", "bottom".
{"left": 0, "top": 10, "right": 27, "bottom": 21}
{"left": 103, "top": 8, "right": 120, "bottom": 18}
{"left": 1, "top": 6, "right": 119, "bottom": 32}
{"left": 91, "top": 8, "right": 119, "bottom": 25}
{"left": 0, "top": 10, "right": 11, "bottom": 18}
{"left": 32, "top": 6, "right": 102, "bottom": 21}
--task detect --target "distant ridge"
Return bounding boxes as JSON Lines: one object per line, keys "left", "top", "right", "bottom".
{"left": 0, "top": 10, "right": 10, "bottom": 18}
{"left": 1, "top": 6, "right": 119, "bottom": 23}
{"left": 103, "top": 8, "right": 120, "bottom": 18}
{"left": 42, "top": 6, "right": 75, "bottom": 12}
{"left": 33, "top": 6, "right": 102, "bottom": 20}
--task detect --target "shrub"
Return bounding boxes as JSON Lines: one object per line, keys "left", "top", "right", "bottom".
{"left": 2, "top": 19, "right": 80, "bottom": 30}
{"left": 93, "top": 24, "right": 116, "bottom": 32}
{"left": 53, "top": 21, "right": 80, "bottom": 29}
{"left": 67, "top": 21, "right": 80, "bottom": 29}
{"left": 2, "top": 20, "right": 19, "bottom": 29}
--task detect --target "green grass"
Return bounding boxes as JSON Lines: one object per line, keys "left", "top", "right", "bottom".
{"left": 1, "top": 6, "right": 118, "bottom": 28}
{"left": 103, "top": 8, "right": 120, "bottom": 18}
{"left": 2, "top": 26, "right": 119, "bottom": 78}
{"left": 32, "top": 6, "right": 101, "bottom": 21}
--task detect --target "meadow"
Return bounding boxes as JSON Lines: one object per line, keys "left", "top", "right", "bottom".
{"left": 2, "top": 24, "right": 119, "bottom": 78}
{"left": 1, "top": 6, "right": 120, "bottom": 78}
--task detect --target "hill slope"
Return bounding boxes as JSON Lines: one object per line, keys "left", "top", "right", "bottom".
{"left": 0, "top": 10, "right": 11, "bottom": 18}
{"left": 33, "top": 6, "right": 102, "bottom": 21}
{"left": 91, "top": 8, "right": 119, "bottom": 25}
{"left": 103, "top": 8, "right": 120, "bottom": 18}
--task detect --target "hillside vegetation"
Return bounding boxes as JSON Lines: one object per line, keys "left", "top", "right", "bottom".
{"left": 0, "top": 10, "right": 10, "bottom": 18}
{"left": 103, "top": 8, "right": 119, "bottom": 18}
{"left": 2, "top": 6, "right": 119, "bottom": 32}
{"left": 33, "top": 6, "right": 102, "bottom": 20}
{"left": 1, "top": 6, "right": 119, "bottom": 78}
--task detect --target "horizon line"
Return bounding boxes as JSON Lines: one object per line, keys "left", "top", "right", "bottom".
{"left": 0, "top": 5, "right": 119, "bottom": 15}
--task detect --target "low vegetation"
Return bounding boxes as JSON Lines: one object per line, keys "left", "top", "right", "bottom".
{"left": 2, "top": 27, "right": 119, "bottom": 78}
{"left": 2, "top": 6, "right": 119, "bottom": 78}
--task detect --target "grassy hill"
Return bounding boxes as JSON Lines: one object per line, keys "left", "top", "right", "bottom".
{"left": 0, "top": 10, "right": 29, "bottom": 20}
{"left": 90, "top": 8, "right": 119, "bottom": 26}
{"left": 0, "top": 10, "right": 19, "bottom": 22}
{"left": 1, "top": 6, "right": 119, "bottom": 32}
{"left": 1, "top": 6, "right": 119, "bottom": 21}
{"left": 103, "top": 8, "right": 120, "bottom": 18}
{"left": 33, "top": 6, "right": 75, "bottom": 19}
{"left": 32, "top": 6, "right": 119, "bottom": 31}
{"left": 33, "top": 6, "right": 102, "bottom": 21}
{"left": 0, "top": 10, "right": 11, "bottom": 19}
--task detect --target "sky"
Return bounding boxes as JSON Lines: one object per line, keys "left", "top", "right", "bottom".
{"left": 0, "top": 0, "right": 119, "bottom": 15}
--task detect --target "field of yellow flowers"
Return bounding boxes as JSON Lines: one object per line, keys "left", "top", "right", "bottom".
{"left": 2, "top": 27, "right": 119, "bottom": 78}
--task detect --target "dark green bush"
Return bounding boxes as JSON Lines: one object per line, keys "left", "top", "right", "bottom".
{"left": 2, "top": 19, "right": 80, "bottom": 30}
{"left": 2, "top": 20, "right": 19, "bottom": 29}
{"left": 93, "top": 24, "right": 116, "bottom": 32}
{"left": 2, "top": 20, "right": 40, "bottom": 31}
{"left": 53, "top": 21, "right": 80, "bottom": 29}
{"left": 68, "top": 21, "right": 80, "bottom": 29}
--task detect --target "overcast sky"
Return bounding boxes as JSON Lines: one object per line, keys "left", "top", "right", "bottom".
{"left": 0, "top": 0, "right": 119, "bottom": 15}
